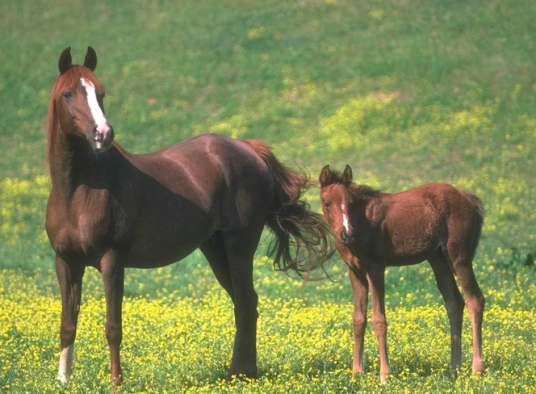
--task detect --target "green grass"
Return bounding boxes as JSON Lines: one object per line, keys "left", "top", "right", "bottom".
{"left": 1, "top": 0, "right": 535, "bottom": 392}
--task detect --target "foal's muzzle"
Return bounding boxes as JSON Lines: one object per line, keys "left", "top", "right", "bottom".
{"left": 340, "top": 229, "right": 355, "bottom": 245}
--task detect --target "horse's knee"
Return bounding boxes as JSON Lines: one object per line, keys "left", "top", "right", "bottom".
{"left": 468, "top": 293, "right": 485, "bottom": 316}
{"left": 60, "top": 323, "right": 77, "bottom": 347}
{"left": 371, "top": 317, "right": 387, "bottom": 337}
{"left": 353, "top": 314, "right": 367, "bottom": 335}
{"left": 233, "top": 290, "right": 258, "bottom": 322}
{"left": 446, "top": 294, "right": 465, "bottom": 317}
{"left": 105, "top": 321, "right": 122, "bottom": 344}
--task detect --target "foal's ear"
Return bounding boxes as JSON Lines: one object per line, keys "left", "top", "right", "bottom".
{"left": 341, "top": 164, "right": 353, "bottom": 186}
{"left": 83, "top": 46, "right": 97, "bottom": 71}
{"left": 319, "top": 165, "right": 331, "bottom": 187}
{"left": 58, "top": 47, "right": 72, "bottom": 74}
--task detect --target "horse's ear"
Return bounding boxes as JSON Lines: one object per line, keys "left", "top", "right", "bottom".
{"left": 58, "top": 47, "right": 72, "bottom": 74}
{"left": 319, "top": 165, "right": 331, "bottom": 187}
{"left": 341, "top": 165, "right": 353, "bottom": 186}
{"left": 83, "top": 46, "right": 97, "bottom": 71}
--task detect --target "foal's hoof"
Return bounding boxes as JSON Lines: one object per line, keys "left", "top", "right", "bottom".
{"left": 472, "top": 361, "right": 486, "bottom": 376}
{"left": 110, "top": 375, "right": 123, "bottom": 387}
{"left": 380, "top": 371, "right": 392, "bottom": 385}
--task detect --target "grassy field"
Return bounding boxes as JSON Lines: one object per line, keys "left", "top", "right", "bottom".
{"left": 1, "top": 0, "right": 536, "bottom": 392}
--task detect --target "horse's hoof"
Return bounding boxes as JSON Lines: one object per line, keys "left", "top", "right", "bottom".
{"left": 472, "top": 362, "right": 485, "bottom": 376}
{"left": 380, "top": 371, "right": 391, "bottom": 384}
{"left": 228, "top": 368, "right": 258, "bottom": 381}
{"left": 111, "top": 375, "right": 123, "bottom": 387}
{"left": 57, "top": 375, "right": 69, "bottom": 384}
{"left": 352, "top": 369, "right": 365, "bottom": 378}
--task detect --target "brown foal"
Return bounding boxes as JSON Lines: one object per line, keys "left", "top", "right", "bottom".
{"left": 319, "top": 165, "right": 485, "bottom": 382}
{"left": 46, "top": 47, "right": 333, "bottom": 386}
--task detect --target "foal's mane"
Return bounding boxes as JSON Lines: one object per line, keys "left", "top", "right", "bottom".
{"left": 46, "top": 65, "right": 129, "bottom": 167}
{"left": 325, "top": 169, "right": 382, "bottom": 201}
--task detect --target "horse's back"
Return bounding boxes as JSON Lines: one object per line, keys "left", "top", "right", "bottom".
{"left": 120, "top": 134, "right": 274, "bottom": 257}
{"left": 373, "top": 183, "right": 482, "bottom": 264}
{"left": 130, "top": 134, "right": 272, "bottom": 199}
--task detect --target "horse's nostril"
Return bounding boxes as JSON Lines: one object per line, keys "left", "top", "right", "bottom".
{"left": 94, "top": 130, "right": 103, "bottom": 142}
{"left": 341, "top": 230, "right": 348, "bottom": 241}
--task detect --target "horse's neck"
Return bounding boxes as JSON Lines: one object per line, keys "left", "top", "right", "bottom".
{"left": 49, "top": 132, "right": 114, "bottom": 198}
{"left": 351, "top": 195, "right": 379, "bottom": 224}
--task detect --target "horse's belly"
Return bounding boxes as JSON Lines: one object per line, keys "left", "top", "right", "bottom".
{"left": 117, "top": 214, "right": 215, "bottom": 268}
{"left": 121, "top": 245, "right": 200, "bottom": 268}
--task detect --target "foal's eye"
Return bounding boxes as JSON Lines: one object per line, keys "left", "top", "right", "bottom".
{"left": 323, "top": 200, "right": 332, "bottom": 208}
{"left": 62, "top": 91, "right": 73, "bottom": 99}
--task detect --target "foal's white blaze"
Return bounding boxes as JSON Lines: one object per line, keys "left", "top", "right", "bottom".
{"left": 80, "top": 78, "right": 109, "bottom": 142}
{"left": 57, "top": 344, "right": 74, "bottom": 382}
{"left": 342, "top": 204, "right": 350, "bottom": 232}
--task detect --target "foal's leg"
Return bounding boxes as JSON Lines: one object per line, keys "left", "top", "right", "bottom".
{"left": 446, "top": 210, "right": 486, "bottom": 374}
{"left": 367, "top": 267, "right": 391, "bottom": 383}
{"left": 349, "top": 267, "right": 368, "bottom": 375}
{"left": 428, "top": 251, "right": 464, "bottom": 372}
{"left": 200, "top": 231, "right": 234, "bottom": 301}
{"left": 450, "top": 255, "right": 485, "bottom": 374}
{"left": 221, "top": 226, "right": 263, "bottom": 379}
{"left": 56, "top": 256, "right": 85, "bottom": 382}
{"left": 101, "top": 251, "right": 125, "bottom": 386}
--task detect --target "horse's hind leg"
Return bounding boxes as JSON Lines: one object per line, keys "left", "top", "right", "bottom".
{"left": 200, "top": 231, "right": 234, "bottom": 301}
{"left": 221, "top": 225, "right": 264, "bottom": 380}
{"left": 56, "top": 256, "right": 85, "bottom": 382}
{"left": 446, "top": 242, "right": 486, "bottom": 374}
{"left": 428, "top": 250, "right": 464, "bottom": 372}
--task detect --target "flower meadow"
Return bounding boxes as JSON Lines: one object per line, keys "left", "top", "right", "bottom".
{"left": 0, "top": 174, "right": 535, "bottom": 393}
{"left": 1, "top": 266, "right": 536, "bottom": 394}
{"left": 2, "top": 0, "right": 536, "bottom": 392}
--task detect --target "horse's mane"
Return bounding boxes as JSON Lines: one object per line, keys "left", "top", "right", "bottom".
{"left": 324, "top": 168, "right": 382, "bottom": 200}
{"left": 349, "top": 184, "right": 382, "bottom": 200}
{"left": 46, "top": 65, "right": 129, "bottom": 167}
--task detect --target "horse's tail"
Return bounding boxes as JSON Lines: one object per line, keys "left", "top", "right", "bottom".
{"left": 464, "top": 191, "right": 485, "bottom": 251}
{"left": 246, "top": 140, "right": 334, "bottom": 277}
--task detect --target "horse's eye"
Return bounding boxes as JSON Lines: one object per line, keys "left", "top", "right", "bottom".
{"left": 62, "top": 91, "right": 73, "bottom": 99}
{"left": 323, "top": 200, "right": 331, "bottom": 208}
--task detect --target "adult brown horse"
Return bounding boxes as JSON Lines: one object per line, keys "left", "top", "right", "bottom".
{"left": 319, "top": 165, "right": 485, "bottom": 382}
{"left": 46, "top": 47, "right": 333, "bottom": 386}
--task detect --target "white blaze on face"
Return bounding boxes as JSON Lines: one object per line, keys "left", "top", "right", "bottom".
{"left": 57, "top": 344, "right": 75, "bottom": 382}
{"left": 342, "top": 204, "right": 350, "bottom": 232}
{"left": 80, "top": 78, "right": 109, "bottom": 148}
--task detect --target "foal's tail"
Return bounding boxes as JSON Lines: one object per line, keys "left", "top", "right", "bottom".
{"left": 246, "top": 140, "right": 334, "bottom": 277}
{"left": 464, "top": 191, "right": 485, "bottom": 251}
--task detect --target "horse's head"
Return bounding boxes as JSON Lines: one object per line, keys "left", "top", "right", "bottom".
{"left": 50, "top": 47, "right": 114, "bottom": 152}
{"left": 319, "top": 164, "right": 356, "bottom": 246}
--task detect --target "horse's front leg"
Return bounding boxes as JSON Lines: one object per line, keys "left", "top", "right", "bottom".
{"left": 56, "top": 256, "right": 85, "bottom": 382}
{"left": 349, "top": 267, "right": 368, "bottom": 376}
{"left": 367, "top": 267, "right": 391, "bottom": 383}
{"left": 101, "top": 251, "right": 125, "bottom": 386}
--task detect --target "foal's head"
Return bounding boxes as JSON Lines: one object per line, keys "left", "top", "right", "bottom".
{"left": 48, "top": 47, "right": 114, "bottom": 156}
{"left": 319, "top": 165, "right": 356, "bottom": 246}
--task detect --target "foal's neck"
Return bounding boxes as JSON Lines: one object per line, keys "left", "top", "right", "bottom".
{"left": 49, "top": 131, "right": 115, "bottom": 198}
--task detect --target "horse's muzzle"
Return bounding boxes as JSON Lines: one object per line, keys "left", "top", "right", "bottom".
{"left": 340, "top": 229, "right": 355, "bottom": 245}
{"left": 92, "top": 125, "right": 114, "bottom": 152}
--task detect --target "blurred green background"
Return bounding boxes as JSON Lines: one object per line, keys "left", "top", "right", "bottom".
{"left": 1, "top": 0, "right": 535, "bottom": 392}
{"left": 1, "top": 0, "right": 534, "bottom": 306}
